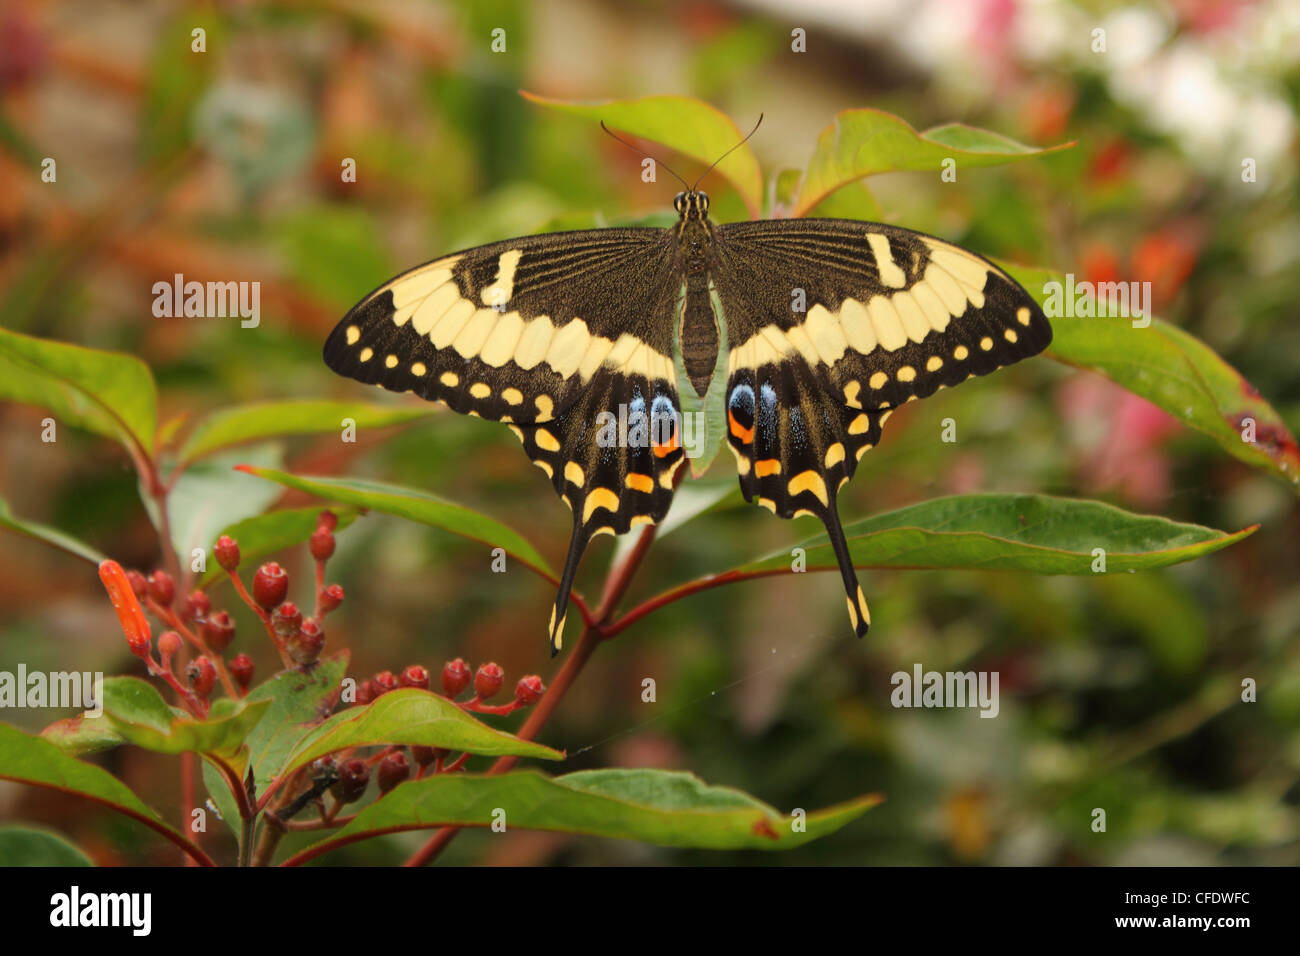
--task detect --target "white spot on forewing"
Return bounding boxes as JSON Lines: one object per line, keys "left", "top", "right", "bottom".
{"left": 839, "top": 297, "right": 876, "bottom": 354}
{"left": 924, "top": 262, "right": 968, "bottom": 317}
{"left": 428, "top": 299, "right": 476, "bottom": 348}
{"left": 867, "top": 233, "right": 907, "bottom": 288}
{"left": 514, "top": 316, "right": 555, "bottom": 370}
{"left": 891, "top": 290, "right": 930, "bottom": 343}
{"left": 479, "top": 311, "right": 525, "bottom": 367}
{"left": 410, "top": 282, "right": 460, "bottom": 335}
{"left": 389, "top": 263, "right": 457, "bottom": 310}
{"left": 867, "top": 296, "right": 907, "bottom": 351}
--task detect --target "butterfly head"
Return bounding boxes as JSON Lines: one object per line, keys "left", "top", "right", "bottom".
{"left": 673, "top": 190, "right": 710, "bottom": 221}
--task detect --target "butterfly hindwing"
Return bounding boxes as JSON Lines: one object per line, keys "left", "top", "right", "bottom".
{"left": 715, "top": 218, "right": 1052, "bottom": 636}
{"left": 324, "top": 228, "right": 685, "bottom": 653}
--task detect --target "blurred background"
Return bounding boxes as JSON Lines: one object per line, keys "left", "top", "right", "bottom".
{"left": 1, "top": 0, "right": 1298, "bottom": 865}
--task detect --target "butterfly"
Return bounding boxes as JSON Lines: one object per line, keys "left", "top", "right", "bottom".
{"left": 324, "top": 142, "right": 1052, "bottom": 655}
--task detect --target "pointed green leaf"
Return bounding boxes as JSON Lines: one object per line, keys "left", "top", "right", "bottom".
{"left": 0, "top": 327, "right": 158, "bottom": 457}
{"left": 738, "top": 494, "right": 1254, "bottom": 575}
{"left": 238, "top": 468, "right": 554, "bottom": 578}
{"left": 794, "top": 109, "right": 1072, "bottom": 215}
{"left": 0, "top": 496, "right": 105, "bottom": 564}
{"left": 244, "top": 651, "right": 349, "bottom": 792}
{"left": 282, "top": 688, "right": 562, "bottom": 780}
{"left": 291, "top": 769, "right": 881, "bottom": 862}
{"left": 1005, "top": 263, "right": 1300, "bottom": 493}
{"left": 41, "top": 714, "right": 124, "bottom": 756}
{"left": 522, "top": 92, "right": 763, "bottom": 217}
{"left": 101, "top": 677, "right": 270, "bottom": 759}
{"left": 198, "top": 507, "right": 359, "bottom": 587}
{"left": 178, "top": 400, "right": 435, "bottom": 465}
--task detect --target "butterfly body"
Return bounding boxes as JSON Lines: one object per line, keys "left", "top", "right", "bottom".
{"left": 325, "top": 189, "right": 1051, "bottom": 653}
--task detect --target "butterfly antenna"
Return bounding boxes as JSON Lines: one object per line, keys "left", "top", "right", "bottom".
{"left": 599, "top": 121, "right": 691, "bottom": 191}
{"left": 691, "top": 113, "right": 763, "bottom": 191}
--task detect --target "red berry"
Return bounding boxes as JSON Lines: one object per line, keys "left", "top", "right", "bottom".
{"left": 183, "top": 589, "right": 211, "bottom": 621}
{"left": 515, "top": 675, "right": 545, "bottom": 705}
{"left": 372, "top": 670, "right": 398, "bottom": 696}
{"left": 272, "top": 601, "right": 302, "bottom": 638}
{"left": 214, "top": 535, "right": 240, "bottom": 571}
{"left": 442, "top": 658, "right": 471, "bottom": 697}
{"left": 330, "top": 758, "right": 370, "bottom": 803}
{"left": 377, "top": 751, "right": 410, "bottom": 794}
{"left": 317, "top": 510, "right": 339, "bottom": 533}
{"left": 229, "top": 653, "right": 254, "bottom": 691}
{"left": 411, "top": 745, "right": 438, "bottom": 767}
{"left": 126, "top": 569, "right": 148, "bottom": 598}
{"left": 147, "top": 570, "right": 175, "bottom": 607}
{"left": 474, "top": 662, "right": 504, "bottom": 700}
{"left": 310, "top": 527, "right": 335, "bottom": 561}
{"left": 201, "top": 611, "right": 235, "bottom": 653}
{"left": 187, "top": 656, "right": 217, "bottom": 698}
{"left": 158, "top": 630, "right": 183, "bottom": 660}
{"left": 400, "top": 665, "right": 429, "bottom": 690}
{"left": 289, "top": 617, "right": 324, "bottom": 666}
{"left": 252, "top": 562, "right": 288, "bottom": 611}
{"left": 319, "top": 583, "right": 344, "bottom": 613}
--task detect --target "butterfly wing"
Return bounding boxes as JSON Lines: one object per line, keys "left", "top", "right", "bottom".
{"left": 324, "top": 228, "right": 687, "bottom": 654}
{"left": 713, "top": 218, "right": 1052, "bottom": 635}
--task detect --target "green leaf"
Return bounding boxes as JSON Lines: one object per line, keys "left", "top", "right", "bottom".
{"left": 41, "top": 714, "right": 124, "bottom": 756}
{"left": 1006, "top": 263, "right": 1300, "bottom": 493}
{"left": 0, "top": 723, "right": 202, "bottom": 859}
{"left": 805, "top": 180, "right": 883, "bottom": 221}
{"left": 178, "top": 400, "right": 435, "bottom": 465}
{"left": 281, "top": 689, "right": 562, "bottom": 780}
{"left": 0, "top": 496, "right": 106, "bottom": 564}
{"left": 522, "top": 92, "right": 764, "bottom": 217}
{"left": 0, "top": 327, "right": 158, "bottom": 458}
{"left": 0, "top": 826, "right": 94, "bottom": 866}
{"left": 166, "top": 443, "right": 284, "bottom": 563}
{"left": 197, "top": 507, "right": 359, "bottom": 588}
{"left": 293, "top": 769, "right": 881, "bottom": 861}
{"left": 243, "top": 652, "right": 350, "bottom": 794}
{"left": 238, "top": 468, "right": 555, "bottom": 578}
{"left": 737, "top": 494, "right": 1254, "bottom": 575}
{"left": 794, "top": 109, "right": 1072, "bottom": 216}
{"left": 101, "top": 677, "right": 270, "bottom": 759}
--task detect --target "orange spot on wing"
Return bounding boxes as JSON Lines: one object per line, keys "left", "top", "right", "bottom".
{"left": 728, "top": 409, "right": 754, "bottom": 444}
{"left": 652, "top": 428, "right": 680, "bottom": 458}
{"left": 754, "top": 459, "right": 781, "bottom": 477}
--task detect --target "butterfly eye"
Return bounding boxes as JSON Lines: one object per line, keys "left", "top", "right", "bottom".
{"left": 697, "top": 192, "right": 709, "bottom": 213}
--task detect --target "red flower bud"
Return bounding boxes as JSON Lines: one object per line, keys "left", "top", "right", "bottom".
{"left": 125, "top": 569, "right": 148, "bottom": 598}
{"left": 355, "top": 679, "right": 375, "bottom": 705}
{"left": 442, "top": 658, "right": 471, "bottom": 697}
{"left": 147, "top": 570, "right": 175, "bottom": 607}
{"left": 319, "top": 583, "right": 344, "bottom": 613}
{"left": 201, "top": 611, "right": 235, "bottom": 653}
{"left": 317, "top": 510, "right": 339, "bottom": 533}
{"left": 214, "top": 535, "right": 240, "bottom": 571}
{"left": 188, "top": 656, "right": 217, "bottom": 699}
{"left": 474, "top": 662, "right": 504, "bottom": 700}
{"left": 272, "top": 601, "right": 302, "bottom": 638}
{"left": 158, "top": 630, "right": 183, "bottom": 661}
{"left": 330, "top": 758, "right": 369, "bottom": 803}
{"left": 515, "top": 674, "right": 545, "bottom": 705}
{"left": 411, "top": 745, "right": 439, "bottom": 767}
{"left": 229, "top": 653, "right": 254, "bottom": 691}
{"left": 182, "top": 589, "right": 211, "bottom": 622}
{"left": 288, "top": 617, "right": 324, "bottom": 666}
{"left": 372, "top": 670, "right": 398, "bottom": 696}
{"left": 310, "top": 527, "right": 335, "bottom": 561}
{"left": 252, "top": 562, "right": 288, "bottom": 611}
{"left": 400, "top": 665, "right": 429, "bottom": 690}
{"left": 377, "top": 751, "right": 410, "bottom": 794}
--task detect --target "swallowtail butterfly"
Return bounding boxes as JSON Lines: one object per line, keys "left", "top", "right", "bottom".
{"left": 324, "top": 141, "right": 1052, "bottom": 655}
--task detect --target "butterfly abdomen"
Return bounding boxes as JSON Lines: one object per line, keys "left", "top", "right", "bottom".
{"left": 680, "top": 272, "right": 719, "bottom": 396}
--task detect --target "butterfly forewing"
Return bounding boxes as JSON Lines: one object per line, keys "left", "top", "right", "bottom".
{"left": 324, "top": 227, "right": 686, "bottom": 653}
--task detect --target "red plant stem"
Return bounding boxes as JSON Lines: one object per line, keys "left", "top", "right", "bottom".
{"left": 442, "top": 752, "right": 472, "bottom": 773}
{"left": 314, "top": 558, "right": 326, "bottom": 620}
{"left": 144, "top": 596, "right": 240, "bottom": 698}
{"left": 180, "top": 752, "right": 198, "bottom": 866}
{"left": 604, "top": 567, "right": 792, "bottom": 637}
{"left": 225, "top": 569, "right": 294, "bottom": 668}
